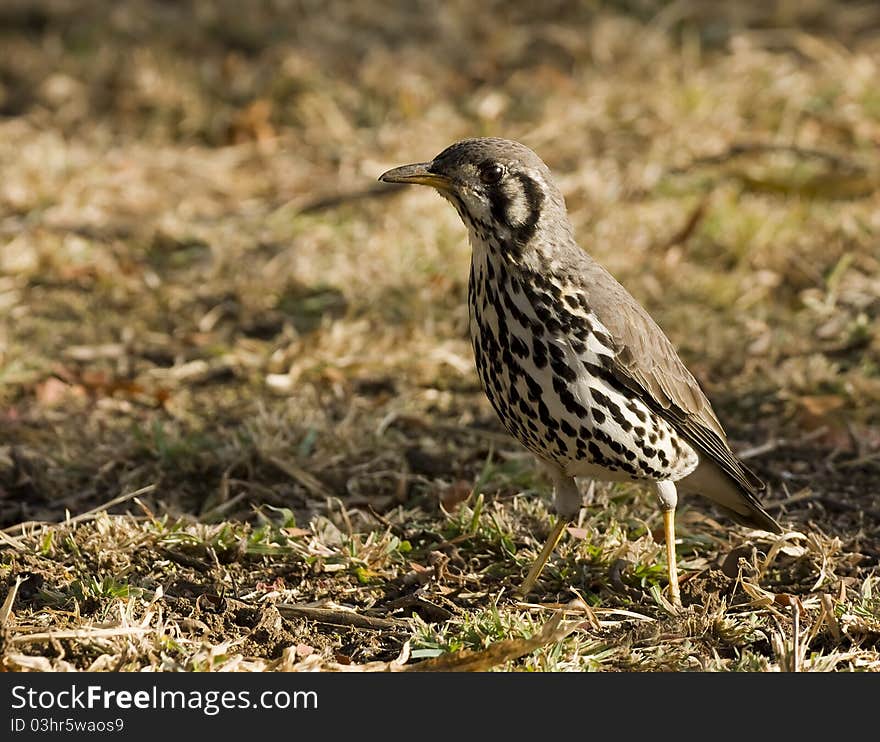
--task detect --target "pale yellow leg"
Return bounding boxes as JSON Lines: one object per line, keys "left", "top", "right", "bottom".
{"left": 663, "top": 509, "right": 681, "bottom": 608}
{"left": 517, "top": 518, "right": 569, "bottom": 598}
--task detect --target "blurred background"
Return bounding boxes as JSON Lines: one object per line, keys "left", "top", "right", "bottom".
{"left": 0, "top": 0, "right": 878, "bottom": 670}
{"left": 3, "top": 0, "right": 878, "bottom": 518}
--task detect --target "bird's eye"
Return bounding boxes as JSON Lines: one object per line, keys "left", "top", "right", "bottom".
{"left": 478, "top": 162, "right": 505, "bottom": 185}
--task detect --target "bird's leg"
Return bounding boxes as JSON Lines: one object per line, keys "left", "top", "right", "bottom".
{"left": 655, "top": 481, "right": 681, "bottom": 608}
{"left": 518, "top": 519, "right": 568, "bottom": 598}
{"left": 517, "top": 470, "right": 581, "bottom": 598}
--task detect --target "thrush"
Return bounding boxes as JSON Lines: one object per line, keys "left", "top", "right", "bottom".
{"left": 379, "top": 138, "right": 782, "bottom": 606}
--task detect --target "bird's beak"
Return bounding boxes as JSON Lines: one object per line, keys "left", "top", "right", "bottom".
{"left": 378, "top": 162, "right": 452, "bottom": 191}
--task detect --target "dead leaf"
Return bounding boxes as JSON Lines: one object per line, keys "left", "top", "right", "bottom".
{"left": 439, "top": 480, "right": 472, "bottom": 512}
{"left": 819, "top": 594, "right": 842, "bottom": 642}
{"left": 230, "top": 98, "right": 276, "bottom": 144}
{"left": 35, "top": 378, "right": 85, "bottom": 406}
{"left": 566, "top": 526, "right": 590, "bottom": 540}
{"left": 401, "top": 561, "right": 432, "bottom": 586}
{"left": 283, "top": 527, "right": 312, "bottom": 538}
{"left": 798, "top": 394, "right": 845, "bottom": 419}
{"left": 795, "top": 395, "right": 852, "bottom": 450}
{"left": 774, "top": 593, "right": 805, "bottom": 611}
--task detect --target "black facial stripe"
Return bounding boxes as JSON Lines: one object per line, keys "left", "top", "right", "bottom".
{"left": 488, "top": 185, "right": 510, "bottom": 228}
{"left": 511, "top": 173, "right": 543, "bottom": 245}
{"left": 487, "top": 173, "right": 544, "bottom": 248}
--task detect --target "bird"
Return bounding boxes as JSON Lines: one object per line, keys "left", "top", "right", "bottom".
{"left": 379, "top": 138, "right": 782, "bottom": 607}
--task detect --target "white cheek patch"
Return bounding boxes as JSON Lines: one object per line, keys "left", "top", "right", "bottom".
{"left": 502, "top": 180, "right": 531, "bottom": 227}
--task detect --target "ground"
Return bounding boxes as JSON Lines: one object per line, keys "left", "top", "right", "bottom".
{"left": 1, "top": 0, "right": 879, "bottom": 672}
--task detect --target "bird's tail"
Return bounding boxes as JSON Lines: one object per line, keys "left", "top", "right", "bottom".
{"left": 679, "top": 459, "right": 782, "bottom": 534}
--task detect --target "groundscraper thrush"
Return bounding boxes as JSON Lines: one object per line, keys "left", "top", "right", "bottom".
{"left": 380, "top": 138, "right": 781, "bottom": 606}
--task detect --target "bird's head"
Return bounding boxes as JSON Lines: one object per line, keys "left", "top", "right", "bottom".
{"left": 379, "top": 137, "right": 571, "bottom": 249}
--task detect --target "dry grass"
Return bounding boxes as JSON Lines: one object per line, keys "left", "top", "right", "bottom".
{"left": 1, "top": 0, "right": 879, "bottom": 672}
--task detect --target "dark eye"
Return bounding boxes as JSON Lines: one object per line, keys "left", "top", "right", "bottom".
{"left": 478, "top": 162, "right": 505, "bottom": 185}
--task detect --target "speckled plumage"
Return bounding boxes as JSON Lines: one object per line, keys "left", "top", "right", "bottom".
{"left": 380, "top": 138, "right": 781, "bottom": 600}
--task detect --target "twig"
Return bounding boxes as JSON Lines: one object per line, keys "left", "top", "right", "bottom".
{"left": 200, "top": 491, "right": 249, "bottom": 522}
{"left": 262, "top": 454, "right": 334, "bottom": 499}
{"left": 566, "top": 589, "right": 602, "bottom": 631}
{"left": 765, "top": 488, "right": 822, "bottom": 511}
{"left": 667, "top": 142, "right": 867, "bottom": 176}
{"left": 0, "top": 531, "right": 26, "bottom": 551}
{"left": 378, "top": 411, "right": 515, "bottom": 446}
{"left": 355, "top": 504, "right": 409, "bottom": 539}
{"left": 381, "top": 593, "right": 454, "bottom": 622}
{"left": 161, "top": 548, "right": 212, "bottom": 571}
{"left": 659, "top": 196, "right": 709, "bottom": 249}
{"left": 817, "top": 496, "right": 880, "bottom": 521}
{"left": 11, "top": 626, "right": 156, "bottom": 644}
{"left": 834, "top": 451, "right": 880, "bottom": 469}
{"left": 294, "top": 184, "right": 400, "bottom": 214}
{"left": 0, "top": 574, "right": 25, "bottom": 628}
{"left": 277, "top": 604, "right": 407, "bottom": 630}
{"left": 1, "top": 484, "right": 158, "bottom": 537}
{"left": 737, "top": 427, "right": 829, "bottom": 460}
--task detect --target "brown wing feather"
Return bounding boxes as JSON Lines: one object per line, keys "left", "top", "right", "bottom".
{"left": 583, "top": 263, "right": 765, "bottom": 496}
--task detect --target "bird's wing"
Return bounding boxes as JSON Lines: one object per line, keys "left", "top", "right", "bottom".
{"left": 584, "top": 264, "right": 765, "bottom": 497}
